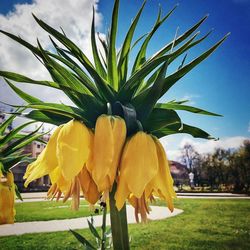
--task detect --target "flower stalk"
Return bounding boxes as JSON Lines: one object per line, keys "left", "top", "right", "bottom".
{"left": 109, "top": 183, "right": 130, "bottom": 250}
{"left": 100, "top": 201, "right": 108, "bottom": 250}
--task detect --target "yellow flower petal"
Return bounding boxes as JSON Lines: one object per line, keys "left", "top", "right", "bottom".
{"left": 90, "top": 115, "right": 126, "bottom": 192}
{"left": 57, "top": 120, "right": 92, "bottom": 180}
{"left": 115, "top": 176, "right": 130, "bottom": 210}
{"left": 146, "top": 138, "right": 176, "bottom": 212}
{"left": 91, "top": 115, "right": 114, "bottom": 187}
{"left": 78, "top": 167, "right": 100, "bottom": 204}
{"left": 24, "top": 126, "right": 62, "bottom": 187}
{"left": 108, "top": 117, "right": 126, "bottom": 186}
{"left": 49, "top": 166, "right": 71, "bottom": 193}
{"left": 119, "top": 132, "right": 158, "bottom": 198}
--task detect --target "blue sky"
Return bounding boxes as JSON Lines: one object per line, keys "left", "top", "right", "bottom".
{"left": 0, "top": 0, "right": 249, "bottom": 159}
{"left": 0, "top": 0, "right": 32, "bottom": 14}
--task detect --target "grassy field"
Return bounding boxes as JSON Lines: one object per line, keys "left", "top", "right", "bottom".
{"left": 0, "top": 199, "right": 250, "bottom": 250}
{"left": 14, "top": 200, "right": 98, "bottom": 222}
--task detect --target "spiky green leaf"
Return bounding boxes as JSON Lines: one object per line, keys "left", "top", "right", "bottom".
{"left": 69, "top": 229, "right": 96, "bottom": 249}
{"left": 155, "top": 102, "right": 222, "bottom": 116}
{"left": 132, "top": 4, "right": 178, "bottom": 73}
{"left": 5, "top": 79, "right": 43, "bottom": 104}
{"left": 91, "top": 8, "right": 107, "bottom": 79}
{"left": 117, "top": 1, "right": 146, "bottom": 86}
{"left": 153, "top": 123, "right": 214, "bottom": 139}
{"left": 107, "top": 0, "right": 119, "bottom": 90}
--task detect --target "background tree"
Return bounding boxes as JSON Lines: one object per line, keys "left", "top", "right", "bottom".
{"left": 230, "top": 140, "right": 250, "bottom": 192}
{"left": 180, "top": 143, "right": 201, "bottom": 185}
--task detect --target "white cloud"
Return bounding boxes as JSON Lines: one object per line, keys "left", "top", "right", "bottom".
{"left": 161, "top": 135, "right": 249, "bottom": 161}
{"left": 248, "top": 122, "right": 250, "bottom": 132}
{"left": 0, "top": 0, "right": 102, "bottom": 106}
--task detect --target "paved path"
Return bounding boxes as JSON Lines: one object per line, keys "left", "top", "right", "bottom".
{"left": 177, "top": 192, "right": 249, "bottom": 196}
{"left": 177, "top": 192, "right": 250, "bottom": 199}
{"left": 0, "top": 206, "right": 183, "bottom": 236}
{"left": 18, "top": 192, "right": 250, "bottom": 202}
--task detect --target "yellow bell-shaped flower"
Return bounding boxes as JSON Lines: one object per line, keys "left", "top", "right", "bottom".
{"left": 24, "top": 119, "right": 95, "bottom": 210}
{"left": 87, "top": 115, "right": 126, "bottom": 192}
{"left": 24, "top": 120, "right": 92, "bottom": 185}
{"left": 115, "top": 131, "right": 159, "bottom": 210}
{"left": 129, "top": 138, "right": 176, "bottom": 222}
{"left": 145, "top": 138, "right": 176, "bottom": 212}
{"left": 0, "top": 171, "right": 16, "bottom": 225}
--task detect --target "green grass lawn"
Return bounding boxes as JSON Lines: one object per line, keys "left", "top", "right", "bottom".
{"left": 0, "top": 199, "right": 250, "bottom": 250}
{"left": 14, "top": 200, "right": 97, "bottom": 222}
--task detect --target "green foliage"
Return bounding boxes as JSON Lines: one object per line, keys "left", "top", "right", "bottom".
{"left": 1, "top": 199, "right": 249, "bottom": 250}
{"left": 14, "top": 200, "right": 97, "bottom": 222}
{"left": 70, "top": 205, "right": 112, "bottom": 250}
{"left": 0, "top": 0, "right": 229, "bottom": 139}
{"left": 0, "top": 111, "right": 44, "bottom": 199}
{"left": 0, "top": 112, "right": 41, "bottom": 170}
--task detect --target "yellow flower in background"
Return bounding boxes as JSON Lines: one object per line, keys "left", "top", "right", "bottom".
{"left": 115, "top": 132, "right": 176, "bottom": 221}
{"left": 87, "top": 115, "right": 126, "bottom": 193}
{"left": 0, "top": 171, "right": 16, "bottom": 225}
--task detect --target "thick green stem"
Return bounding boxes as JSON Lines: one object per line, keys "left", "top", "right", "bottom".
{"left": 109, "top": 183, "right": 130, "bottom": 250}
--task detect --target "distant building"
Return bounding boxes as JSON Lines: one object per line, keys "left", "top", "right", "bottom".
{"left": 12, "top": 134, "right": 51, "bottom": 191}
{"left": 12, "top": 132, "right": 51, "bottom": 191}
{"left": 169, "top": 161, "right": 189, "bottom": 186}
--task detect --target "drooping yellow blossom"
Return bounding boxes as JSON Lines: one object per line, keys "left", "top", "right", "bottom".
{"left": 87, "top": 115, "right": 126, "bottom": 192}
{"left": 24, "top": 120, "right": 92, "bottom": 185}
{"left": 57, "top": 120, "right": 93, "bottom": 181}
{"left": 0, "top": 171, "right": 16, "bottom": 225}
{"left": 115, "top": 132, "right": 175, "bottom": 221}
{"left": 115, "top": 131, "right": 159, "bottom": 210}
{"left": 23, "top": 119, "right": 95, "bottom": 210}
{"left": 145, "top": 138, "right": 176, "bottom": 212}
